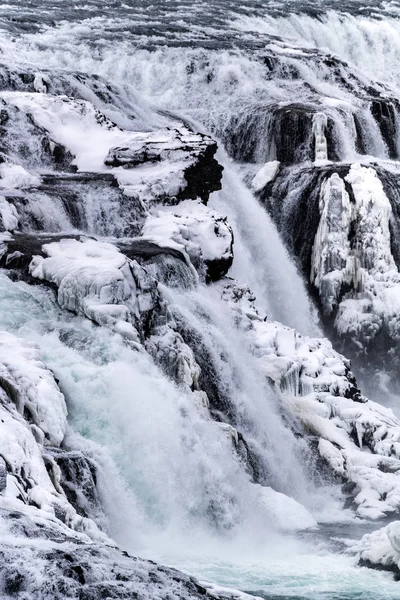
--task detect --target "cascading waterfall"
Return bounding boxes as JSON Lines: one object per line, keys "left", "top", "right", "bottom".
{"left": 0, "top": 261, "right": 320, "bottom": 556}
{"left": 210, "top": 158, "right": 321, "bottom": 335}
{"left": 2, "top": 2, "right": 400, "bottom": 599}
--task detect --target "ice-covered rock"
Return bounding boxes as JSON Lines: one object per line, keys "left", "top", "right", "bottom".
{"left": 0, "top": 331, "right": 67, "bottom": 446}
{"left": 261, "top": 160, "right": 400, "bottom": 383}
{"left": 350, "top": 520, "right": 400, "bottom": 575}
{"left": 0, "top": 196, "right": 18, "bottom": 231}
{"left": 256, "top": 485, "right": 317, "bottom": 532}
{"left": 310, "top": 163, "right": 400, "bottom": 370}
{"left": 143, "top": 199, "right": 234, "bottom": 281}
{"left": 28, "top": 236, "right": 161, "bottom": 346}
{"left": 33, "top": 72, "right": 50, "bottom": 94}
{"left": 218, "top": 279, "right": 400, "bottom": 519}
{"left": 251, "top": 160, "right": 280, "bottom": 192}
{"left": 0, "top": 331, "right": 106, "bottom": 541}
{"left": 0, "top": 163, "right": 42, "bottom": 190}
{"left": 0, "top": 507, "right": 237, "bottom": 600}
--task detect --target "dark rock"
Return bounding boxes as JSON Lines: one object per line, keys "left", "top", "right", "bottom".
{"left": 180, "top": 140, "right": 223, "bottom": 202}
{"left": 370, "top": 99, "right": 399, "bottom": 159}
{"left": 0, "top": 508, "right": 226, "bottom": 600}
{"left": 46, "top": 448, "right": 103, "bottom": 523}
{"left": 104, "top": 130, "right": 223, "bottom": 204}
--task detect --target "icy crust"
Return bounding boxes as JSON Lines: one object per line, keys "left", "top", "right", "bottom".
{"left": 311, "top": 163, "right": 400, "bottom": 355}
{"left": 218, "top": 280, "right": 400, "bottom": 519}
{"left": 0, "top": 331, "right": 66, "bottom": 446}
{"left": 143, "top": 200, "right": 234, "bottom": 281}
{"left": 0, "top": 91, "right": 222, "bottom": 204}
{"left": 26, "top": 236, "right": 204, "bottom": 391}
{"left": 0, "top": 510, "right": 250, "bottom": 600}
{"left": 349, "top": 520, "right": 400, "bottom": 577}
{"left": 29, "top": 237, "right": 162, "bottom": 346}
{"left": 0, "top": 331, "right": 106, "bottom": 543}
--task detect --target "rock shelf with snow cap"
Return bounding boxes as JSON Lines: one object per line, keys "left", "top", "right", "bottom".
{"left": 0, "top": 91, "right": 222, "bottom": 205}
{"left": 142, "top": 199, "right": 234, "bottom": 282}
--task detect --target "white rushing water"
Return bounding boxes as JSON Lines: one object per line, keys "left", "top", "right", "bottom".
{"left": 211, "top": 157, "right": 321, "bottom": 336}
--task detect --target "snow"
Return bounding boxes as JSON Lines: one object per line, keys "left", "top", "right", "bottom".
{"left": 256, "top": 485, "right": 317, "bottom": 531}
{"left": 350, "top": 520, "right": 400, "bottom": 573}
{"left": 0, "top": 331, "right": 106, "bottom": 542}
{"left": 0, "top": 331, "right": 67, "bottom": 446}
{"left": 0, "top": 196, "right": 18, "bottom": 231}
{"left": 0, "top": 163, "right": 42, "bottom": 190}
{"left": 29, "top": 237, "right": 153, "bottom": 344}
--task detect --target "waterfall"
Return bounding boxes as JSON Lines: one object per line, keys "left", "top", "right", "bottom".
{"left": 210, "top": 156, "right": 321, "bottom": 336}
{"left": 2, "top": 2, "right": 400, "bottom": 598}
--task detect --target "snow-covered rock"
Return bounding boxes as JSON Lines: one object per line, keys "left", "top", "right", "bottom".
{"left": 0, "top": 196, "right": 18, "bottom": 231}
{"left": 0, "top": 331, "right": 67, "bottom": 446}
{"left": 28, "top": 236, "right": 160, "bottom": 346}
{"left": 350, "top": 520, "right": 400, "bottom": 575}
{"left": 0, "top": 163, "right": 41, "bottom": 190}
{"left": 0, "top": 507, "right": 237, "bottom": 600}
{"left": 261, "top": 160, "right": 400, "bottom": 384}
{"left": 311, "top": 164, "right": 400, "bottom": 354}
{"left": 0, "top": 331, "right": 105, "bottom": 542}
{"left": 0, "top": 91, "right": 222, "bottom": 204}
{"left": 143, "top": 199, "right": 234, "bottom": 281}
{"left": 218, "top": 279, "right": 400, "bottom": 519}
{"left": 256, "top": 485, "right": 317, "bottom": 531}
{"left": 251, "top": 160, "right": 280, "bottom": 192}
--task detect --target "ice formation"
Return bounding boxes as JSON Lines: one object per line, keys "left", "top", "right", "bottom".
{"left": 218, "top": 280, "right": 400, "bottom": 519}
{"left": 311, "top": 164, "right": 400, "bottom": 358}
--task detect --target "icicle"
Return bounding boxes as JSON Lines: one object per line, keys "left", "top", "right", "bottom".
{"left": 312, "top": 112, "right": 328, "bottom": 162}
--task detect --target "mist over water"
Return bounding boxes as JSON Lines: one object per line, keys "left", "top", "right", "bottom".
{"left": 1, "top": 1, "right": 400, "bottom": 598}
